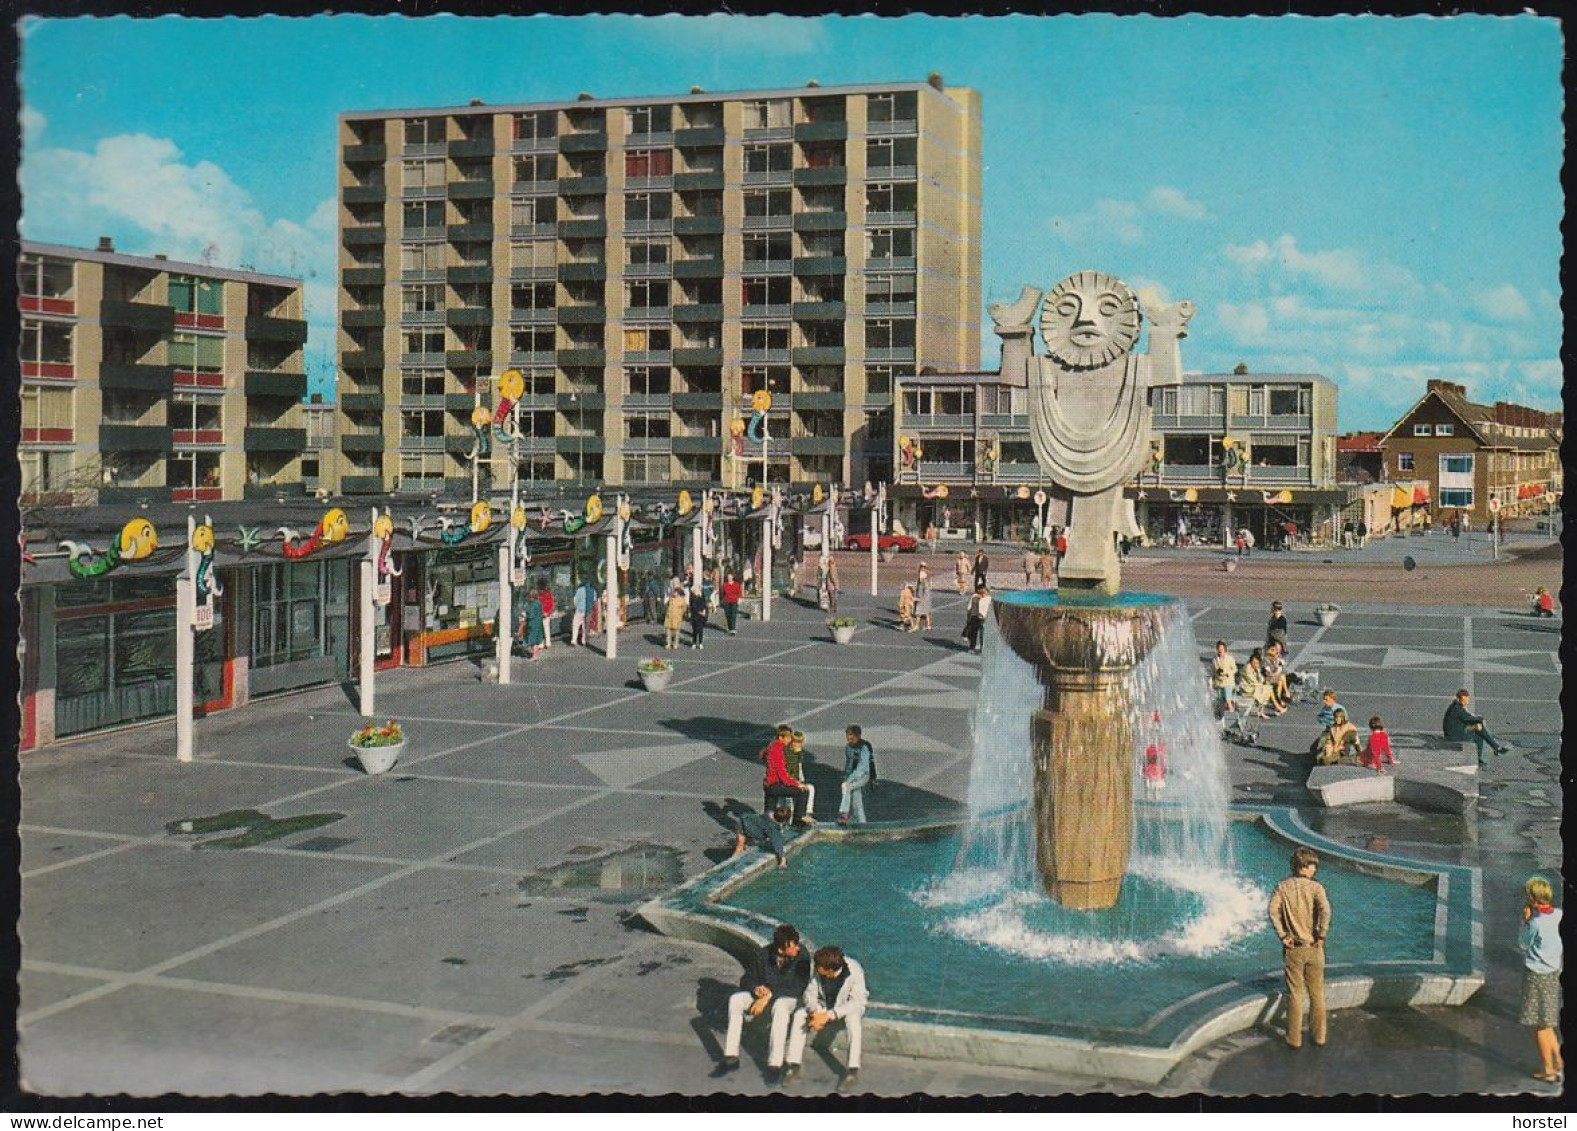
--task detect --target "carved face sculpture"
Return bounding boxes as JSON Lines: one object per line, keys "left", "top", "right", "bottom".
{"left": 320, "top": 509, "right": 349, "bottom": 544}
{"left": 1040, "top": 271, "right": 1142, "bottom": 370}
{"left": 120, "top": 518, "right": 158, "bottom": 560}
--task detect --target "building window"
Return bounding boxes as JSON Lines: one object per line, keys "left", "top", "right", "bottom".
{"left": 169, "top": 332, "right": 223, "bottom": 374}
{"left": 1436, "top": 422, "right": 1455, "bottom": 437}
{"left": 744, "top": 189, "right": 792, "bottom": 221}
{"left": 623, "top": 453, "right": 668, "bottom": 482}
{"left": 1397, "top": 452, "right": 1414, "bottom": 472}
{"left": 626, "top": 239, "right": 670, "bottom": 269}
{"left": 510, "top": 239, "right": 557, "bottom": 271}
{"left": 400, "top": 242, "right": 446, "bottom": 277}
{"left": 1268, "top": 387, "right": 1309, "bottom": 415}
{"left": 866, "top": 136, "right": 916, "bottom": 172}
{"left": 623, "top": 326, "right": 672, "bottom": 353}
{"left": 625, "top": 149, "right": 673, "bottom": 178}
{"left": 1439, "top": 488, "right": 1474, "bottom": 508}
{"left": 511, "top": 282, "right": 555, "bottom": 313}
{"left": 743, "top": 143, "right": 792, "bottom": 173}
{"left": 625, "top": 192, "right": 673, "bottom": 225}
{"left": 866, "top": 182, "right": 916, "bottom": 215}
{"left": 867, "top": 91, "right": 917, "bottom": 124}
{"left": 865, "top": 365, "right": 895, "bottom": 397}
{"left": 625, "top": 414, "right": 671, "bottom": 440}
{"left": 742, "top": 276, "right": 790, "bottom": 308}
{"left": 511, "top": 153, "right": 556, "bottom": 186}
{"left": 18, "top": 255, "right": 74, "bottom": 298}
{"left": 865, "top": 319, "right": 914, "bottom": 351}
{"left": 21, "top": 320, "right": 73, "bottom": 366}
{"left": 510, "top": 326, "right": 555, "bottom": 356}
{"left": 743, "top": 100, "right": 791, "bottom": 130}
{"left": 20, "top": 384, "right": 73, "bottom": 440}
{"left": 627, "top": 105, "right": 670, "bottom": 135}
{"left": 401, "top": 158, "right": 445, "bottom": 192}
{"left": 627, "top": 279, "right": 670, "bottom": 310}
{"left": 401, "top": 284, "right": 444, "bottom": 317}
{"left": 866, "top": 228, "right": 915, "bottom": 260}
{"left": 403, "top": 117, "right": 443, "bottom": 147}
{"left": 168, "top": 275, "right": 223, "bottom": 316}
{"left": 743, "top": 325, "right": 790, "bottom": 352}
{"left": 251, "top": 561, "right": 341, "bottom": 668}
{"left": 402, "top": 329, "right": 445, "bottom": 356}
{"left": 20, "top": 449, "right": 73, "bottom": 497}
{"left": 744, "top": 232, "right": 793, "bottom": 265}
{"left": 402, "top": 200, "right": 444, "bottom": 234}
{"left": 865, "top": 274, "right": 915, "bottom": 307}
{"left": 513, "top": 111, "right": 556, "bottom": 145}
{"left": 626, "top": 367, "right": 669, "bottom": 396}
{"left": 1441, "top": 454, "right": 1474, "bottom": 475}
{"left": 1413, "top": 423, "right": 1434, "bottom": 437}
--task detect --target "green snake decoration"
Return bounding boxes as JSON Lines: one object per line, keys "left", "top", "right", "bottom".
{"left": 64, "top": 540, "right": 121, "bottom": 579}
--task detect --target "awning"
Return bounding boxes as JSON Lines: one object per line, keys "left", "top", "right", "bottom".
{"left": 1412, "top": 486, "right": 1429, "bottom": 505}
{"left": 1391, "top": 486, "right": 1413, "bottom": 509}
{"left": 1518, "top": 482, "right": 1546, "bottom": 500}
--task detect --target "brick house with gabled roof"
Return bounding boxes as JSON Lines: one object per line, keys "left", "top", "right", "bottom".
{"left": 1377, "top": 379, "right": 1562, "bottom": 525}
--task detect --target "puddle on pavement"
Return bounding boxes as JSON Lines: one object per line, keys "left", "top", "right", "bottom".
{"left": 167, "top": 809, "right": 345, "bottom": 850}
{"left": 517, "top": 843, "right": 683, "bottom": 902}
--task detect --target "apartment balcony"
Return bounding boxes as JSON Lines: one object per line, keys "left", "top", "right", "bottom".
{"left": 792, "top": 391, "right": 845, "bottom": 410}
{"left": 173, "top": 369, "right": 226, "bottom": 391}
{"left": 866, "top": 209, "right": 918, "bottom": 226}
{"left": 557, "top": 347, "right": 605, "bottom": 366}
{"left": 343, "top": 226, "right": 387, "bottom": 247}
{"left": 514, "top": 434, "right": 557, "bottom": 453}
{"left": 448, "top": 179, "right": 495, "bottom": 200}
{"left": 623, "top": 393, "right": 673, "bottom": 411}
{"left": 342, "top": 308, "right": 385, "bottom": 328}
{"left": 401, "top": 185, "right": 446, "bottom": 201}
{"left": 341, "top": 349, "right": 385, "bottom": 370}
{"left": 908, "top": 414, "right": 971, "bottom": 431}
{"left": 555, "top": 435, "right": 605, "bottom": 453}
{"left": 673, "top": 392, "right": 724, "bottom": 411}
{"left": 673, "top": 258, "right": 724, "bottom": 279}
{"left": 559, "top": 132, "right": 608, "bottom": 154}
{"left": 245, "top": 314, "right": 309, "bottom": 344}
{"left": 995, "top": 464, "right": 1044, "bottom": 484}
{"left": 446, "top": 349, "right": 493, "bottom": 368}
{"left": 448, "top": 265, "right": 492, "bottom": 285}
{"left": 512, "top": 133, "right": 558, "bottom": 153}
{"left": 1226, "top": 412, "right": 1313, "bottom": 431}
{"left": 559, "top": 218, "right": 607, "bottom": 239}
{"left": 399, "top": 394, "right": 447, "bottom": 410}
{"left": 625, "top": 350, "right": 672, "bottom": 366}
{"left": 340, "top": 432, "right": 384, "bottom": 453}
{"left": 99, "top": 362, "right": 175, "bottom": 394}
{"left": 20, "top": 295, "right": 77, "bottom": 317}
{"left": 792, "top": 300, "right": 846, "bottom": 320}
{"left": 342, "top": 183, "right": 386, "bottom": 204}
{"left": 446, "top": 306, "right": 494, "bottom": 326}
{"left": 509, "top": 350, "right": 556, "bottom": 366}
{"left": 866, "top": 300, "right": 916, "bottom": 318}
{"left": 793, "top": 256, "right": 847, "bottom": 277}
{"left": 625, "top": 260, "right": 673, "bottom": 279}
{"left": 675, "top": 127, "right": 725, "bottom": 148}
{"left": 743, "top": 213, "right": 792, "bottom": 231}
{"left": 557, "top": 392, "right": 605, "bottom": 410}
{"left": 741, "top": 259, "right": 792, "bottom": 276}
{"left": 795, "top": 120, "right": 848, "bottom": 143}
{"left": 624, "top": 129, "right": 674, "bottom": 149}
{"left": 441, "top": 433, "right": 476, "bottom": 454}
{"left": 865, "top": 256, "right": 916, "bottom": 273}
{"left": 511, "top": 222, "right": 558, "bottom": 240}
{"left": 342, "top": 267, "right": 386, "bottom": 287}
{"left": 625, "top": 306, "right": 672, "bottom": 323}
{"left": 866, "top": 165, "right": 918, "bottom": 180}
{"left": 556, "top": 304, "right": 605, "bottom": 324}
{"left": 342, "top": 475, "right": 385, "bottom": 494}
{"left": 447, "top": 222, "right": 494, "bottom": 242}
{"left": 671, "top": 303, "right": 722, "bottom": 323}
{"left": 743, "top": 303, "right": 790, "bottom": 319}
{"left": 742, "top": 347, "right": 791, "bottom": 365}
{"left": 866, "top": 346, "right": 916, "bottom": 363}
{"left": 444, "top": 393, "right": 479, "bottom": 411}
{"left": 558, "top": 261, "right": 607, "bottom": 282}
{"left": 793, "top": 346, "right": 846, "bottom": 366}
{"left": 626, "top": 175, "right": 674, "bottom": 193}
{"left": 623, "top": 436, "right": 673, "bottom": 453}
{"left": 510, "top": 264, "right": 558, "bottom": 281}
{"left": 917, "top": 461, "right": 970, "bottom": 481}
{"left": 401, "top": 351, "right": 445, "bottom": 367}
{"left": 673, "top": 214, "right": 723, "bottom": 237}
{"left": 742, "top": 169, "right": 793, "bottom": 187}
{"left": 244, "top": 427, "right": 306, "bottom": 452}
{"left": 794, "top": 211, "right": 847, "bottom": 232}
{"left": 559, "top": 175, "right": 608, "bottom": 196}
{"left": 513, "top": 178, "right": 558, "bottom": 196}
{"left": 172, "top": 428, "right": 225, "bottom": 448}
{"left": 100, "top": 299, "right": 175, "bottom": 332}
{"left": 1151, "top": 413, "right": 1227, "bottom": 431}
{"left": 980, "top": 413, "right": 1031, "bottom": 430}
{"left": 793, "top": 166, "right": 847, "bottom": 188}
{"left": 867, "top": 118, "right": 919, "bottom": 136}
{"left": 448, "top": 137, "right": 494, "bottom": 159}
{"left": 791, "top": 435, "right": 845, "bottom": 456}
{"left": 100, "top": 424, "right": 172, "bottom": 452}
{"left": 340, "top": 392, "right": 385, "bottom": 413}
{"left": 342, "top": 142, "right": 386, "bottom": 162}
{"left": 674, "top": 171, "right": 725, "bottom": 192}
{"left": 21, "top": 361, "right": 75, "bottom": 382}
{"left": 244, "top": 371, "right": 308, "bottom": 399}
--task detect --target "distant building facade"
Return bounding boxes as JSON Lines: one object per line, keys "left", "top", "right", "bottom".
{"left": 302, "top": 397, "right": 338, "bottom": 494}
{"left": 334, "top": 78, "right": 982, "bottom": 499}
{"left": 18, "top": 239, "right": 309, "bottom": 506}
{"left": 1377, "top": 379, "right": 1562, "bottom": 524}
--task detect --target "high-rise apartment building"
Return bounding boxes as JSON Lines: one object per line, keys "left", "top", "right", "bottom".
{"left": 18, "top": 239, "right": 309, "bottom": 506}
{"left": 335, "top": 77, "right": 981, "bottom": 498}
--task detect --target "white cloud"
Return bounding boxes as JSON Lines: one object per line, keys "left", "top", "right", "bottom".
{"left": 639, "top": 13, "right": 829, "bottom": 55}
{"left": 1222, "top": 233, "right": 1420, "bottom": 299}
{"left": 1049, "top": 185, "right": 1208, "bottom": 247}
{"left": 21, "top": 104, "right": 44, "bottom": 144}
{"left": 21, "top": 132, "right": 338, "bottom": 392}
{"left": 1472, "top": 283, "right": 1532, "bottom": 323}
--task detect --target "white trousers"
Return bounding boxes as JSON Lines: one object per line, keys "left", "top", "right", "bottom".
{"left": 723, "top": 991, "right": 796, "bottom": 1066}
{"left": 571, "top": 610, "right": 587, "bottom": 645}
{"left": 787, "top": 1008, "right": 863, "bottom": 1069}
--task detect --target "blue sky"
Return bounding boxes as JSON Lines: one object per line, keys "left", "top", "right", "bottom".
{"left": 19, "top": 14, "right": 1564, "bottom": 430}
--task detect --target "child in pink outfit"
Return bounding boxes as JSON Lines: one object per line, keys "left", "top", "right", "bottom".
{"left": 1362, "top": 716, "right": 1395, "bottom": 773}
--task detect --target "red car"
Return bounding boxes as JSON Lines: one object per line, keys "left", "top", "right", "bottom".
{"left": 843, "top": 533, "right": 919, "bottom": 552}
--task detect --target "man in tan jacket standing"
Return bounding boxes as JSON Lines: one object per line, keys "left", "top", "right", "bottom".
{"left": 1268, "top": 847, "right": 1331, "bottom": 1048}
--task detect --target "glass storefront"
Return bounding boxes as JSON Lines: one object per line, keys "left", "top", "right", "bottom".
{"left": 420, "top": 545, "right": 499, "bottom": 663}
{"left": 249, "top": 558, "right": 351, "bottom": 696}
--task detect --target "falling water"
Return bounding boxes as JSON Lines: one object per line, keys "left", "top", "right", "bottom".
{"left": 914, "top": 595, "right": 1264, "bottom": 965}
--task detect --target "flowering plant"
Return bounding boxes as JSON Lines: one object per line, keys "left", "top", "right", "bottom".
{"left": 638, "top": 658, "right": 671, "bottom": 674}
{"left": 1314, "top": 603, "right": 1341, "bottom": 614}
{"left": 350, "top": 720, "right": 404, "bottom": 748}
{"left": 828, "top": 617, "right": 858, "bottom": 629}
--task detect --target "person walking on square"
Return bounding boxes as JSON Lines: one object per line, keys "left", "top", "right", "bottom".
{"left": 964, "top": 585, "right": 992, "bottom": 654}
{"left": 518, "top": 588, "right": 546, "bottom": 660}
{"left": 1268, "top": 847, "right": 1331, "bottom": 1049}
{"left": 571, "top": 579, "right": 597, "bottom": 646}
{"left": 823, "top": 557, "right": 840, "bottom": 615}
{"left": 688, "top": 586, "right": 709, "bottom": 650}
{"left": 762, "top": 724, "right": 811, "bottom": 823}
{"left": 837, "top": 725, "right": 874, "bottom": 826}
{"left": 1023, "top": 546, "right": 1038, "bottom": 588}
{"left": 972, "top": 549, "right": 990, "bottom": 591}
{"left": 663, "top": 584, "right": 687, "bottom": 651}
{"left": 1360, "top": 716, "right": 1395, "bottom": 773}
{"left": 955, "top": 552, "right": 970, "bottom": 595}
{"left": 1357, "top": 519, "right": 1368, "bottom": 549}
{"left": 897, "top": 583, "right": 915, "bottom": 632}
{"left": 1265, "top": 601, "right": 1289, "bottom": 653}
{"left": 537, "top": 581, "right": 556, "bottom": 650}
{"left": 643, "top": 572, "right": 663, "bottom": 625}
{"left": 721, "top": 571, "right": 743, "bottom": 635}
{"left": 1444, "top": 688, "right": 1511, "bottom": 765}
{"left": 782, "top": 946, "right": 868, "bottom": 1090}
{"left": 786, "top": 731, "right": 816, "bottom": 824}
{"left": 714, "top": 921, "right": 811, "bottom": 1080}
{"left": 1211, "top": 641, "right": 1238, "bottom": 716}
{"left": 914, "top": 563, "right": 934, "bottom": 632}
{"left": 1519, "top": 876, "right": 1564, "bottom": 1084}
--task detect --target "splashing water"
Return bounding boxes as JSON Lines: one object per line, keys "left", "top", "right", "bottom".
{"left": 915, "top": 595, "right": 1263, "bottom": 966}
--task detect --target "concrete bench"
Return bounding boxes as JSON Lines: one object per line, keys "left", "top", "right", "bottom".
{"left": 1306, "top": 735, "right": 1476, "bottom": 814}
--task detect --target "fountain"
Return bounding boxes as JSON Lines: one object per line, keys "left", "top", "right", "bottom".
{"left": 639, "top": 272, "right": 1484, "bottom": 1083}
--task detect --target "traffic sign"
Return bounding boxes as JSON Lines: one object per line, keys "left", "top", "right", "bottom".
{"left": 1488, "top": 496, "right": 1502, "bottom": 513}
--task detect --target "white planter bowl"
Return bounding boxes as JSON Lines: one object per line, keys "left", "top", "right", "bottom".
{"left": 350, "top": 739, "right": 404, "bottom": 775}
{"left": 639, "top": 667, "right": 673, "bottom": 692}
{"left": 879, "top": 549, "right": 896, "bottom": 562}
{"left": 830, "top": 625, "right": 856, "bottom": 645}
{"left": 1316, "top": 608, "right": 1340, "bottom": 627}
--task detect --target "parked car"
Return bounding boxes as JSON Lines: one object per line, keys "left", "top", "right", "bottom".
{"left": 843, "top": 533, "right": 920, "bottom": 552}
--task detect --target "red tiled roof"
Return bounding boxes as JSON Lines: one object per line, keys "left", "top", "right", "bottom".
{"left": 1337, "top": 432, "right": 1382, "bottom": 452}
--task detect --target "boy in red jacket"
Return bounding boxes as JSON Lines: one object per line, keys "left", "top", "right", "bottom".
{"left": 762, "top": 724, "right": 811, "bottom": 824}
{"left": 1361, "top": 716, "right": 1395, "bottom": 773}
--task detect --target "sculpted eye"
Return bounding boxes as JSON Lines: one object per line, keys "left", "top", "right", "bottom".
{"left": 1057, "top": 299, "right": 1079, "bottom": 317}
{"left": 1099, "top": 297, "right": 1121, "bottom": 316}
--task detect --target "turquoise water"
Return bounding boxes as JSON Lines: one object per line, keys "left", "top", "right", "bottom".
{"left": 992, "top": 589, "right": 1178, "bottom": 609}
{"left": 723, "top": 820, "right": 1438, "bottom": 1036}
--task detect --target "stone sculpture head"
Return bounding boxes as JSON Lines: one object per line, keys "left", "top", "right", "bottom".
{"left": 1039, "top": 270, "right": 1142, "bottom": 370}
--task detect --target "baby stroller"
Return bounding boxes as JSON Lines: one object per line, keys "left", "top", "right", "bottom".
{"left": 1283, "top": 666, "right": 1323, "bottom": 705}
{"left": 1219, "top": 697, "right": 1260, "bottom": 747}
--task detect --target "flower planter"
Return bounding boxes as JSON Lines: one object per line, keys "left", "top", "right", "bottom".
{"left": 350, "top": 739, "right": 404, "bottom": 775}
{"left": 1315, "top": 607, "right": 1340, "bottom": 627}
{"left": 639, "top": 666, "right": 673, "bottom": 692}
{"left": 830, "top": 624, "right": 856, "bottom": 645}
{"left": 879, "top": 549, "right": 896, "bottom": 563}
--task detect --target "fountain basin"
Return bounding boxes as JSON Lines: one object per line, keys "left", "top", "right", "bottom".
{"left": 639, "top": 807, "right": 1483, "bottom": 1084}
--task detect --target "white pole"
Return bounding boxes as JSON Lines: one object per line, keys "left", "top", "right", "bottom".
{"left": 497, "top": 541, "right": 513, "bottom": 684}
{"left": 869, "top": 496, "right": 879, "bottom": 596}
{"left": 606, "top": 511, "right": 620, "bottom": 661}
{"left": 359, "top": 558, "right": 375, "bottom": 717}
{"left": 762, "top": 514, "right": 773, "bottom": 624}
{"left": 175, "top": 579, "right": 194, "bottom": 764}
{"left": 691, "top": 522, "right": 702, "bottom": 586}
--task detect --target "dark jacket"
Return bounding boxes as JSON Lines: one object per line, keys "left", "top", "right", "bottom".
{"left": 1443, "top": 700, "right": 1484, "bottom": 742}
{"left": 689, "top": 591, "right": 709, "bottom": 620}
{"left": 736, "top": 811, "right": 787, "bottom": 860}
{"left": 1266, "top": 614, "right": 1289, "bottom": 647}
{"left": 742, "top": 942, "right": 811, "bottom": 999}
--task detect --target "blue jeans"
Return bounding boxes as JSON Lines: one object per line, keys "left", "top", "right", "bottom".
{"left": 1464, "top": 723, "right": 1507, "bottom": 761}
{"left": 839, "top": 780, "right": 867, "bottom": 823}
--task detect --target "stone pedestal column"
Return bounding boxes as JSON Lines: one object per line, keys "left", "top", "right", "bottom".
{"left": 1031, "top": 669, "right": 1134, "bottom": 909}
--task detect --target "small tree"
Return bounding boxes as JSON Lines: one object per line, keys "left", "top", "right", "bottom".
{"left": 1233, "top": 362, "right": 1249, "bottom": 376}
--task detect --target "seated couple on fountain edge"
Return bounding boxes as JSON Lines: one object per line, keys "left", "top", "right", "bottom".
{"left": 712, "top": 922, "right": 869, "bottom": 1090}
